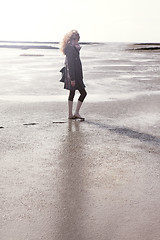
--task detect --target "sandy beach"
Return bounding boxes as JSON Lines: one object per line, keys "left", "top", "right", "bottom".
{"left": 1, "top": 42, "right": 160, "bottom": 240}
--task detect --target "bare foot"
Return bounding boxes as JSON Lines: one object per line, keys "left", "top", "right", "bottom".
{"left": 74, "top": 114, "right": 85, "bottom": 120}
{"left": 68, "top": 115, "right": 76, "bottom": 119}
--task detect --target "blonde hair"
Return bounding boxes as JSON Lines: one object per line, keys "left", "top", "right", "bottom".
{"left": 60, "top": 30, "right": 80, "bottom": 54}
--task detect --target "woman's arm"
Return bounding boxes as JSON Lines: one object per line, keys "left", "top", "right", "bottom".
{"left": 66, "top": 45, "right": 76, "bottom": 81}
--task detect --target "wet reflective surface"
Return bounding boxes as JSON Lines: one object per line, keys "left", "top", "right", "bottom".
{"left": 1, "top": 43, "right": 160, "bottom": 239}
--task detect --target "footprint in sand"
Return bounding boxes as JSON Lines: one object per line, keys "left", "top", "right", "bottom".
{"left": 52, "top": 121, "right": 67, "bottom": 124}
{"left": 23, "top": 123, "right": 39, "bottom": 126}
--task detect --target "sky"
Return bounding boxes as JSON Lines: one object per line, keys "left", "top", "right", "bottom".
{"left": 0, "top": 0, "right": 160, "bottom": 43}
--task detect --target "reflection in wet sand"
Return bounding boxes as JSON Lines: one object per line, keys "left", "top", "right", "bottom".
{"left": 57, "top": 120, "right": 87, "bottom": 239}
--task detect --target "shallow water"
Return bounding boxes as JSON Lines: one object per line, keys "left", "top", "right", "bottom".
{"left": 0, "top": 42, "right": 160, "bottom": 102}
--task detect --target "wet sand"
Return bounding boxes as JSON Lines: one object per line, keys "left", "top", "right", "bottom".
{"left": 1, "top": 43, "right": 160, "bottom": 239}
{"left": 1, "top": 94, "right": 160, "bottom": 240}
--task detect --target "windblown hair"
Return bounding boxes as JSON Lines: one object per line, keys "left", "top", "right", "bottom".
{"left": 60, "top": 30, "right": 80, "bottom": 55}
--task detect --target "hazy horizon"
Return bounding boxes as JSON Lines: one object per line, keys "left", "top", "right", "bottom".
{"left": 1, "top": 40, "right": 160, "bottom": 45}
{"left": 1, "top": 0, "right": 160, "bottom": 43}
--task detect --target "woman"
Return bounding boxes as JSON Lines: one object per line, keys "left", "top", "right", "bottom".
{"left": 60, "top": 30, "right": 87, "bottom": 120}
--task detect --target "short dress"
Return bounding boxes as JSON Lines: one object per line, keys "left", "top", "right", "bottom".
{"left": 64, "top": 44, "right": 85, "bottom": 91}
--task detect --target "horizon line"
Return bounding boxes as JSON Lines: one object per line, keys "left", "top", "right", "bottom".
{"left": 1, "top": 40, "right": 160, "bottom": 45}
{"left": 0, "top": 40, "right": 103, "bottom": 45}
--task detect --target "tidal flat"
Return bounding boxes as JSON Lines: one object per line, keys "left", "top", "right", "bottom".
{"left": 1, "top": 42, "right": 160, "bottom": 240}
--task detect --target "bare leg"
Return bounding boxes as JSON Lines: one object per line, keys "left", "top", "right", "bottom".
{"left": 68, "top": 100, "right": 74, "bottom": 119}
{"left": 68, "top": 91, "right": 76, "bottom": 119}
{"left": 74, "top": 88, "right": 87, "bottom": 119}
{"left": 74, "top": 100, "right": 84, "bottom": 119}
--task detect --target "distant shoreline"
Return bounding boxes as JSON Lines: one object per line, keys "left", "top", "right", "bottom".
{"left": 0, "top": 45, "right": 58, "bottom": 50}
{"left": 1, "top": 41, "right": 160, "bottom": 51}
{"left": 128, "top": 43, "right": 160, "bottom": 51}
{"left": 0, "top": 40, "right": 100, "bottom": 50}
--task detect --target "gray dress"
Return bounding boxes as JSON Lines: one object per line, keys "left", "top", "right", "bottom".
{"left": 64, "top": 44, "right": 85, "bottom": 91}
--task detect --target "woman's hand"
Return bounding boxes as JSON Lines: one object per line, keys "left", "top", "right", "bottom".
{"left": 71, "top": 80, "right": 75, "bottom": 87}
